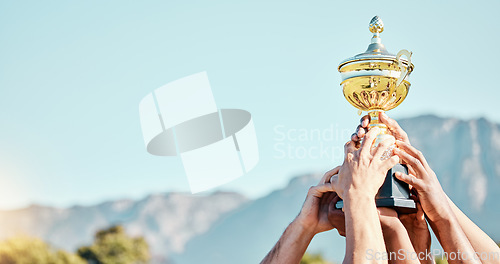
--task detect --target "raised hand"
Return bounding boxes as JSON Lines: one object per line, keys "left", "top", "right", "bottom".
{"left": 393, "top": 141, "right": 481, "bottom": 264}
{"left": 392, "top": 141, "right": 452, "bottom": 223}
{"left": 330, "top": 127, "right": 399, "bottom": 264}
{"left": 332, "top": 127, "right": 400, "bottom": 200}
{"left": 295, "top": 166, "right": 343, "bottom": 234}
{"left": 261, "top": 166, "right": 344, "bottom": 264}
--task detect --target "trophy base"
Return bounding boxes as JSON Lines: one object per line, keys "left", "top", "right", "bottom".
{"left": 335, "top": 163, "right": 417, "bottom": 214}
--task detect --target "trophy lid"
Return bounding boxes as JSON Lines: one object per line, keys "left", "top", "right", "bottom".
{"left": 338, "top": 16, "right": 409, "bottom": 69}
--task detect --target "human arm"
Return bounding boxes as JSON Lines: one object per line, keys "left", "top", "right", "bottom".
{"left": 331, "top": 128, "right": 400, "bottom": 263}
{"left": 393, "top": 141, "right": 482, "bottom": 264}
{"left": 261, "top": 167, "right": 343, "bottom": 264}
{"left": 378, "top": 207, "right": 422, "bottom": 264}
{"left": 353, "top": 113, "right": 434, "bottom": 262}
{"left": 260, "top": 220, "right": 316, "bottom": 264}
{"left": 398, "top": 202, "right": 434, "bottom": 264}
{"left": 445, "top": 195, "right": 500, "bottom": 264}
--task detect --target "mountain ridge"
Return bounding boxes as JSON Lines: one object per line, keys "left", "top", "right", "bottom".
{"left": 0, "top": 115, "right": 499, "bottom": 264}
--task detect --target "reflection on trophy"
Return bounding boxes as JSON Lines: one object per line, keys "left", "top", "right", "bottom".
{"left": 336, "top": 16, "right": 416, "bottom": 212}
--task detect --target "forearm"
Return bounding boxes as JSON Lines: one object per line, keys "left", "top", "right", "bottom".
{"left": 381, "top": 221, "right": 420, "bottom": 264}
{"left": 447, "top": 195, "right": 500, "bottom": 263}
{"left": 428, "top": 214, "right": 482, "bottom": 264}
{"left": 344, "top": 194, "right": 387, "bottom": 264}
{"left": 260, "top": 220, "right": 315, "bottom": 264}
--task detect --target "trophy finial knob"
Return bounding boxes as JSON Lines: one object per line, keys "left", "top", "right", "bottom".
{"left": 369, "top": 16, "right": 384, "bottom": 34}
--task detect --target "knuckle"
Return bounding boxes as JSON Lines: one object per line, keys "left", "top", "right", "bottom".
{"left": 408, "top": 176, "right": 415, "bottom": 185}
{"left": 414, "top": 157, "right": 423, "bottom": 167}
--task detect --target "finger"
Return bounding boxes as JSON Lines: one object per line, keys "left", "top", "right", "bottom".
{"left": 308, "top": 183, "right": 335, "bottom": 198}
{"left": 394, "top": 171, "right": 424, "bottom": 190}
{"left": 407, "top": 164, "right": 417, "bottom": 176}
{"left": 382, "top": 155, "right": 399, "bottom": 171}
{"left": 344, "top": 140, "right": 356, "bottom": 157}
{"left": 329, "top": 175, "right": 339, "bottom": 195}
{"left": 320, "top": 192, "right": 334, "bottom": 207}
{"left": 409, "top": 190, "right": 420, "bottom": 202}
{"left": 320, "top": 166, "right": 341, "bottom": 184}
{"left": 393, "top": 146, "right": 428, "bottom": 176}
{"left": 351, "top": 132, "right": 359, "bottom": 142}
{"left": 360, "top": 115, "right": 370, "bottom": 128}
{"left": 357, "top": 126, "right": 367, "bottom": 140}
{"left": 332, "top": 193, "right": 340, "bottom": 204}
{"left": 379, "top": 112, "right": 410, "bottom": 143}
{"left": 359, "top": 127, "right": 380, "bottom": 157}
{"left": 372, "top": 137, "right": 396, "bottom": 160}
{"left": 325, "top": 192, "right": 336, "bottom": 205}
{"left": 395, "top": 140, "right": 431, "bottom": 170}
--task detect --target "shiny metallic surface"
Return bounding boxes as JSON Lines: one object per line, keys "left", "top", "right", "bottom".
{"left": 338, "top": 16, "right": 414, "bottom": 112}
{"left": 336, "top": 16, "right": 417, "bottom": 212}
{"left": 369, "top": 16, "right": 384, "bottom": 34}
{"left": 342, "top": 77, "right": 410, "bottom": 111}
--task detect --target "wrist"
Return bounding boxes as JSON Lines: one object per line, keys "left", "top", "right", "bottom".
{"left": 291, "top": 217, "right": 318, "bottom": 238}
{"left": 427, "top": 204, "right": 455, "bottom": 224}
{"left": 344, "top": 190, "right": 376, "bottom": 203}
{"left": 429, "top": 210, "right": 456, "bottom": 227}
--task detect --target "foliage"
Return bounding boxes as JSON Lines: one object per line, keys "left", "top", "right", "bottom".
{"left": 300, "top": 252, "right": 334, "bottom": 264}
{"left": 435, "top": 256, "right": 448, "bottom": 264}
{"left": 0, "top": 236, "right": 85, "bottom": 264}
{"left": 77, "top": 225, "right": 150, "bottom": 264}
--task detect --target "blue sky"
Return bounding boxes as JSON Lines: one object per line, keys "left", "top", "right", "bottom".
{"left": 0, "top": 0, "right": 499, "bottom": 209}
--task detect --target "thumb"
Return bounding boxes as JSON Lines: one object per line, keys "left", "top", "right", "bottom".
{"left": 329, "top": 175, "right": 339, "bottom": 194}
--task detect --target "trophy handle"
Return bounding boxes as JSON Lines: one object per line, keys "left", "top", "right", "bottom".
{"left": 395, "top": 49, "right": 412, "bottom": 87}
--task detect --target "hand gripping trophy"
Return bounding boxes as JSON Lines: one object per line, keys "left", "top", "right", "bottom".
{"left": 336, "top": 16, "right": 416, "bottom": 212}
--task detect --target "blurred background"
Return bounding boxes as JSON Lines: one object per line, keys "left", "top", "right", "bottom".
{"left": 0, "top": 0, "right": 499, "bottom": 263}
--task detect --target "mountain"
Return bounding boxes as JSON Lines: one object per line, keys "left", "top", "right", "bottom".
{"left": 173, "top": 173, "right": 346, "bottom": 264}
{"left": 0, "top": 115, "right": 499, "bottom": 264}
{"left": 0, "top": 192, "right": 248, "bottom": 263}
{"left": 175, "top": 115, "right": 500, "bottom": 264}
{"left": 398, "top": 115, "right": 500, "bottom": 238}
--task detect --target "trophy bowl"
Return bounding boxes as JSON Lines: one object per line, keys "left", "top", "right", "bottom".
{"left": 340, "top": 62, "right": 412, "bottom": 112}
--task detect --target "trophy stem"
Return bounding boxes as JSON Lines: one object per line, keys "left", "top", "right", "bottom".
{"left": 368, "top": 110, "right": 394, "bottom": 146}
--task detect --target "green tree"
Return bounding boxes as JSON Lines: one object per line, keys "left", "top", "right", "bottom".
{"left": 0, "top": 236, "right": 85, "bottom": 264}
{"left": 300, "top": 252, "right": 333, "bottom": 264}
{"left": 77, "top": 225, "right": 150, "bottom": 264}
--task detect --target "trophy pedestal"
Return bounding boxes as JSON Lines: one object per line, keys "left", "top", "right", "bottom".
{"left": 335, "top": 163, "right": 417, "bottom": 214}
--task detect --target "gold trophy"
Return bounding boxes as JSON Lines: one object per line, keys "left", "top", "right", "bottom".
{"left": 336, "top": 16, "right": 416, "bottom": 212}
